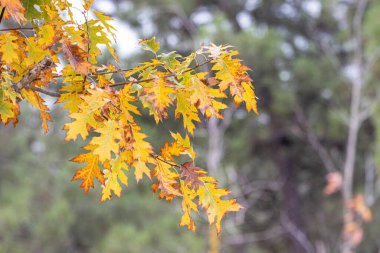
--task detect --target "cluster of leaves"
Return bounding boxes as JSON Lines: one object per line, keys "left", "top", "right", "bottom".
{"left": 0, "top": 0, "right": 257, "bottom": 233}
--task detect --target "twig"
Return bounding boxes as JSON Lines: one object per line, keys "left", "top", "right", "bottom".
{"left": 295, "top": 105, "right": 337, "bottom": 172}
{"left": 25, "top": 86, "right": 61, "bottom": 97}
{"left": 0, "top": 27, "right": 34, "bottom": 32}
{"left": 151, "top": 154, "right": 180, "bottom": 168}
{"left": 224, "top": 226, "right": 285, "bottom": 245}
{"left": 281, "top": 214, "right": 315, "bottom": 253}
{"left": 0, "top": 7, "right": 5, "bottom": 24}
{"left": 110, "top": 59, "right": 212, "bottom": 88}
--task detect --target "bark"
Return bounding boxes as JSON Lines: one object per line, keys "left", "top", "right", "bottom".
{"left": 12, "top": 55, "right": 54, "bottom": 92}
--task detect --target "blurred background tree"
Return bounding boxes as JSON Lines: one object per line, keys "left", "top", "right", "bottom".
{"left": 1, "top": 0, "right": 380, "bottom": 252}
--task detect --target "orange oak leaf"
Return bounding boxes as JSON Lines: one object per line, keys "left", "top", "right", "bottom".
{"left": 0, "top": 0, "right": 26, "bottom": 23}
{"left": 71, "top": 146, "right": 105, "bottom": 193}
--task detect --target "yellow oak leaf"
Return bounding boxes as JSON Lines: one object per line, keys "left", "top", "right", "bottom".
{"left": 170, "top": 132, "right": 196, "bottom": 160}
{"left": 64, "top": 88, "right": 109, "bottom": 141}
{"left": 143, "top": 74, "right": 175, "bottom": 122}
{"left": 64, "top": 111, "right": 97, "bottom": 141}
{"left": 37, "top": 24, "right": 57, "bottom": 49}
{"left": 242, "top": 81, "right": 258, "bottom": 113}
{"left": 179, "top": 181, "right": 198, "bottom": 232}
{"left": 184, "top": 73, "right": 227, "bottom": 117}
{"left": 139, "top": 37, "right": 160, "bottom": 53}
{"left": 118, "top": 85, "right": 141, "bottom": 122}
{"left": 133, "top": 160, "right": 151, "bottom": 182}
{"left": 90, "top": 120, "right": 121, "bottom": 162}
{"left": 101, "top": 156, "right": 129, "bottom": 201}
{"left": 198, "top": 182, "right": 242, "bottom": 233}
{"left": 71, "top": 147, "right": 105, "bottom": 193}
{"left": 24, "top": 37, "right": 49, "bottom": 66}
{"left": 21, "top": 90, "right": 48, "bottom": 111}
{"left": 0, "top": 34, "right": 19, "bottom": 65}
{"left": 93, "top": 11, "right": 116, "bottom": 39}
{"left": 175, "top": 92, "right": 200, "bottom": 134}
{"left": 151, "top": 160, "right": 181, "bottom": 197}
{"left": 212, "top": 52, "right": 257, "bottom": 113}
{"left": 130, "top": 123, "right": 153, "bottom": 161}
{"left": 83, "top": 0, "right": 95, "bottom": 10}
{"left": 0, "top": 100, "right": 15, "bottom": 123}
{"left": 82, "top": 88, "right": 109, "bottom": 111}
{"left": 57, "top": 80, "right": 86, "bottom": 113}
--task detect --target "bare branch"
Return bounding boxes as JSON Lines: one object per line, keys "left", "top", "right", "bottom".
{"left": 343, "top": 0, "right": 368, "bottom": 202}
{"left": 281, "top": 215, "right": 315, "bottom": 253}
{"left": 295, "top": 106, "right": 337, "bottom": 172}
{"left": 224, "top": 226, "right": 285, "bottom": 245}
{"left": 0, "top": 7, "right": 5, "bottom": 24}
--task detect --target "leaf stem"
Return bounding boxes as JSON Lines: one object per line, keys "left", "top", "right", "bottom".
{"left": 151, "top": 154, "right": 180, "bottom": 168}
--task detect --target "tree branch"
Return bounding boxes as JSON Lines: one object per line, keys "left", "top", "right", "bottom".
{"left": 0, "top": 27, "right": 34, "bottom": 32}
{"left": 12, "top": 55, "right": 55, "bottom": 92}
{"left": 224, "top": 226, "right": 285, "bottom": 245}
{"left": 342, "top": 0, "right": 368, "bottom": 203}
{"left": 110, "top": 59, "right": 212, "bottom": 87}
{"left": 295, "top": 105, "right": 337, "bottom": 172}
{"left": 0, "top": 7, "right": 5, "bottom": 24}
{"left": 24, "top": 86, "right": 61, "bottom": 97}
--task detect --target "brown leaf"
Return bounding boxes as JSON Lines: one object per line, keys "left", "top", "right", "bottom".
{"left": 180, "top": 161, "right": 207, "bottom": 190}
{"left": 62, "top": 41, "right": 91, "bottom": 75}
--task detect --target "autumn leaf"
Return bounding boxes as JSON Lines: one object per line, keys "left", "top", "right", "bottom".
{"left": 71, "top": 146, "right": 105, "bottom": 193}
{"left": 143, "top": 74, "right": 175, "bottom": 122}
{"left": 180, "top": 181, "right": 198, "bottom": 232}
{"left": 91, "top": 120, "right": 121, "bottom": 162}
{"left": 94, "top": 11, "right": 116, "bottom": 39}
{"left": 37, "top": 24, "right": 58, "bottom": 49}
{"left": 183, "top": 72, "right": 227, "bottom": 117}
{"left": 64, "top": 111, "right": 96, "bottom": 141}
{"left": 151, "top": 159, "right": 181, "bottom": 197}
{"left": 180, "top": 161, "right": 207, "bottom": 190}
{"left": 133, "top": 159, "right": 151, "bottom": 182}
{"left": 175, "top": 92, "right": 200, "bottom": 134}
{"left": 62, "top": 40, "right": 92, "bottom": 75}
{"left": 139, "top": 37, "right": 160, "bottom": 54}
{"left": 57, "top": 79, "right": 86, "bottom": 113}
{"left": 0, "top": 0, "right": 26, "bottom": 23}
{"left": 160, "top": 141, "right": 186, "bottom": 161}
{"left": 198, "top": 182, "right": 242, "bottom": 233}
{"left": 0, "top": 33, "right": 19, "bottom": 65}
{"left": 101, "top": 156, "right": 129, "bottom": 201}
{"left": 118, "top": 84, "right": 141, "bottom": 122}
{"left": 0, "top": 100, "right": 15, "bottom": 123}
{"left": 212, "top": 51, "right": 258, "bottom": 113}
{"left": 170, "top": 132, "right": 196, "bottom": 160}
